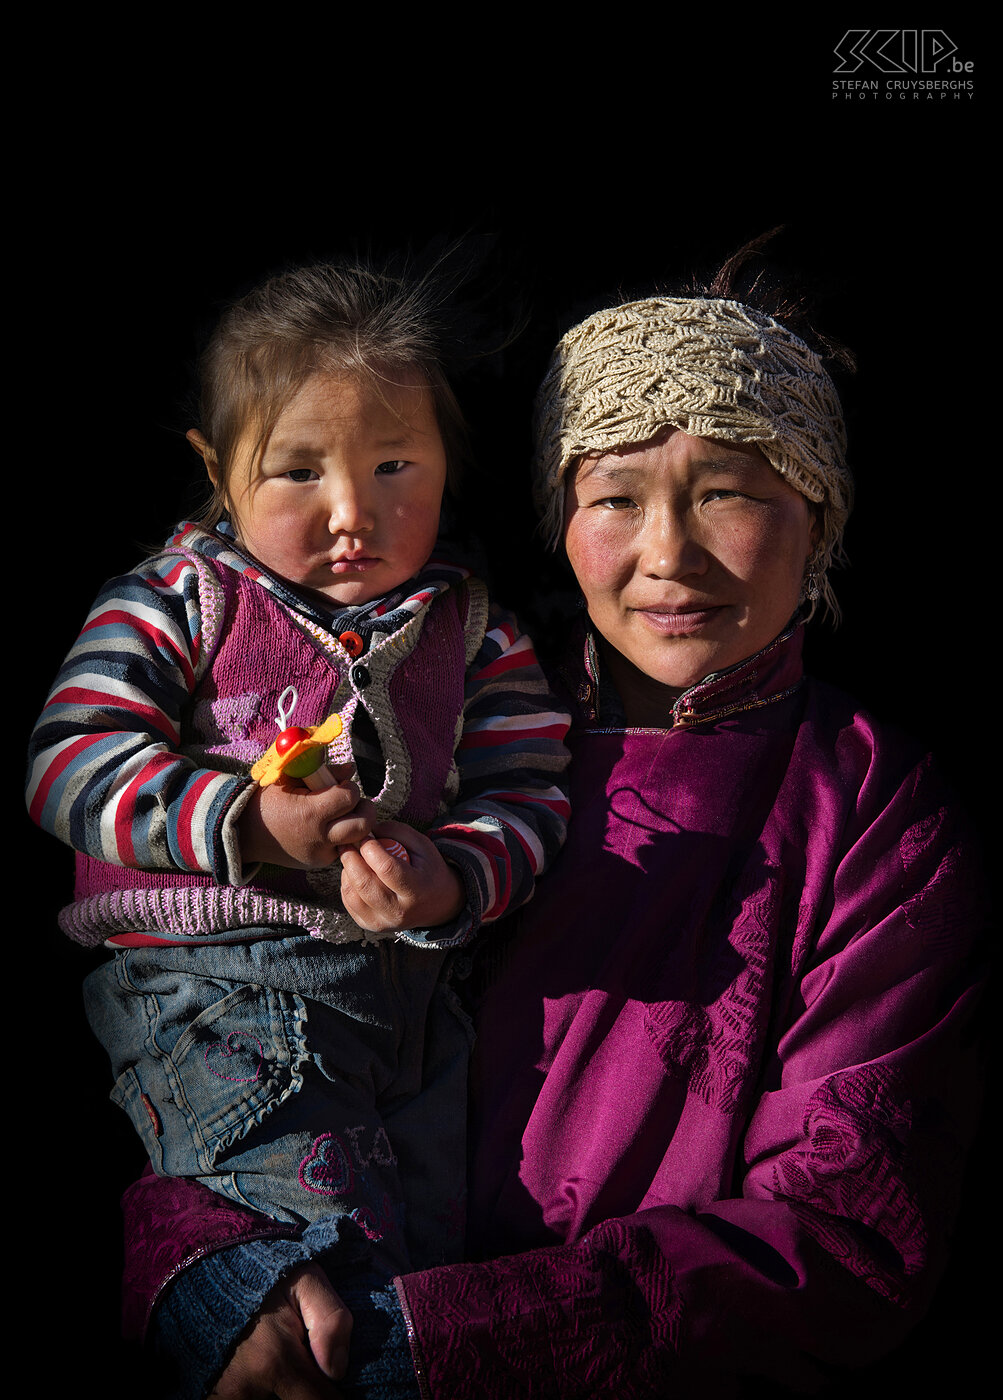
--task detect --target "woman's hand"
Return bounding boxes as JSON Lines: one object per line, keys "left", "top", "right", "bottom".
{"left": 339, "top": 821, "right": 466, "bottom": 932}
{"left": 209, "top": 1263, "right": 352, "bottom": 1400}
{"left": 239, "top": 765, "right": 376, "bottom": 869}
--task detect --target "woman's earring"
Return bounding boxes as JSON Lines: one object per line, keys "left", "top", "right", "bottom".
{"left": 801, "top": 549, "right": 823, "bottom": 605}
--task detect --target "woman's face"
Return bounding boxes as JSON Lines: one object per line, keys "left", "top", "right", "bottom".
{"left": 563, "top": 429, "right": 816, "bottom": 720}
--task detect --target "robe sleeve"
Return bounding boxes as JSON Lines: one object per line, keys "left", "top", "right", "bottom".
{"left": 122, "top": 747, "right": 985, "bottom": 1398}
{"left": 393, "top": 755, "right": 986, "bottom": 1398}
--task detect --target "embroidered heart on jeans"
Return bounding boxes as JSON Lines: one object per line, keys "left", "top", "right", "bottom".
{"left": 204, "top": 1031, "right": 264, "bottom": 1083}
{"left": 299, "top": 1132, "right": 354, "bottom": 1196}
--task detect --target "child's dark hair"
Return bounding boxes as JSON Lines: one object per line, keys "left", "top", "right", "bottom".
{"left": 193, "top": 260, "right": 469, "bottom": 526}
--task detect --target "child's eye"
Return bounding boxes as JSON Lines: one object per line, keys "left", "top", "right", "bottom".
{"left": 376, "top": 460, "right": 407, "bottom": 475}
{"left": 284, "top": 468, "right": 318, "bottom": 483}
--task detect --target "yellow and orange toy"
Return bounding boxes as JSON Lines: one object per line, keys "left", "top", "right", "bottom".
{"left": 251, "top": 686, "right": 410, "bottom": 863}
{"left": 251, "top": 686, "right": 344, "bottom": 791}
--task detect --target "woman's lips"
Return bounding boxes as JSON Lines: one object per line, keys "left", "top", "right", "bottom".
{"left": 634, "top": 606, "right": 725, "bottom": 636}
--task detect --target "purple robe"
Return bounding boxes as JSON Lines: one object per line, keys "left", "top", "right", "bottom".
{"left": 123, "top": 626, "right": 985, "bottom": 1396}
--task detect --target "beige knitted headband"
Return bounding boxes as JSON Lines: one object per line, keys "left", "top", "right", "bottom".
{"left": 533, "top": 296, "right": 852, "bottom": 616}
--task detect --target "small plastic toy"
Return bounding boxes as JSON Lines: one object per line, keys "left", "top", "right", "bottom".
{"left": 251, "top": 686, "right": 409, "bottom": 862}
{"left": 251, "top": 686, "right": 343, "bottom": 790}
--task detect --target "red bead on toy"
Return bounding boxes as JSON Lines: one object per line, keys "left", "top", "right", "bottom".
{"left": 275, "top": 726, "right": 310, "bottom": 755}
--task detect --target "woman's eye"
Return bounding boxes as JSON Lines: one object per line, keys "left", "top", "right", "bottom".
{"left": 705, "top": 488, "right": 743, "bottom": 502}
{"left": 597, "top": 496, "right": 636, "bottom": 510}
{"left": 376, "top": 460, "right": 407, "bottom": 475}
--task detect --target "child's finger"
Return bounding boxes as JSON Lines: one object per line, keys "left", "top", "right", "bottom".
{"left": 372, "top": 819, "right": 432, "bottom": 859}
{"left": 326, "top": 760, "right": 357, "bottom": 785}
{"left": 355, "top": 835, "right": 415, "bottom": 889}
{"left": 300, "top": 779, "right": 365, "bottom": 818}
{"left": 338, "top": 848, "right": 400, "bottom": 929}
{"left": 326, "top": 812, "right": 375, "bottom": 849}
{"left": 339, "top": 843, "right": 398, "bottom": 896}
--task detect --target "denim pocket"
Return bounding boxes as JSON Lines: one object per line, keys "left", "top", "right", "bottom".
{"left": 110, "top": 1064, "right": 170, "bottom": 1171}
{"left": 108, "top": 981, "right": 309, "bottom": 1177}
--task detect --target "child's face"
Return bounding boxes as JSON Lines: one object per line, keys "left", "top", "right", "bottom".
{"left": 226, "top": 372, "right": 448, "bottom": 606}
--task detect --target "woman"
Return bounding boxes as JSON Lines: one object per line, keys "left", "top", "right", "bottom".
{"left": 121, "top": 285, "right": 983, "bottom": 1399}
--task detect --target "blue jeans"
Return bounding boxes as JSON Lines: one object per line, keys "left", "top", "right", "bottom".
{"left": 85, "top": 933, "right": 474, "bottom": 1275}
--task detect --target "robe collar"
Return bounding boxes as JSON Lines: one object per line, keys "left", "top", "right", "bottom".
{"left": 567, "top": 614, "right": 806, "bottom": 730}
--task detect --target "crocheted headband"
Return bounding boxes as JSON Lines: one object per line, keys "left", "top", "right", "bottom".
{"left": 533, "top": 296, "right": 853, "bottom": 614}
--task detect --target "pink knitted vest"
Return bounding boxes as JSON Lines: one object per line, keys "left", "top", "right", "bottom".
{"left": 62, "top": 548, "right": 488, "bottom": 946}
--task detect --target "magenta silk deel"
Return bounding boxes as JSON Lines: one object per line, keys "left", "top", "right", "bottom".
{"left": 121, "top": 625, "right": 984, "bottom": 1397}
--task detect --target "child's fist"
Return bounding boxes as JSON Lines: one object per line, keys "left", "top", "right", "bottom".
{"left": 238, "top": 763, "right": 374, "bottom": 870}
{"left": 338, "top": 821, "right": 465, "bottom": 932}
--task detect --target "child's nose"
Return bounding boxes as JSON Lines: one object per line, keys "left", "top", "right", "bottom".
{"left": 326, "top": 481, "right": 375, "bottom": 536}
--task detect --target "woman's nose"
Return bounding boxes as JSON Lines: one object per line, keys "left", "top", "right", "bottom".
{"left": 639, "top": 510, "right": 708, "bottom": 579}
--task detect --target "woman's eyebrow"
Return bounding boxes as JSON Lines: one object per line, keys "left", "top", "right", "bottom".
{"left": 579, "top": 453, "right": 763, "bottom": 485}
{"left": 696, "top": 456, "right": 764, "bottom": 474}
{"left": 576, "top": 461, "right": 644, "bottom": 487}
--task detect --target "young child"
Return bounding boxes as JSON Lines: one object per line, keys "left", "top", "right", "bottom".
{"left": 27, "top": 260, "right": 571, "bottom": 1280}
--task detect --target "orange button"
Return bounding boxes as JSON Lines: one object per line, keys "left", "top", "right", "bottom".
{"left": 339, "top": 631, "right": 364, "bottom": 658}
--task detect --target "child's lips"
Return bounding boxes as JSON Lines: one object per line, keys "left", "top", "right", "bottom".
{"left": 330, "top": 555, "right": 381, "bottom": 574}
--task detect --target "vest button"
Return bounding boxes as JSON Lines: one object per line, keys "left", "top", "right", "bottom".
{"left": 339, "top": 630, "right": 364, "bottom": 658}
{"left": 351, "top": 663, "right": 371, "bottom": 689}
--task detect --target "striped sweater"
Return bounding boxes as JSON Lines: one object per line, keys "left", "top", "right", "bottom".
{"left": 27, "top": 523, "right": 571, "bottom": 948}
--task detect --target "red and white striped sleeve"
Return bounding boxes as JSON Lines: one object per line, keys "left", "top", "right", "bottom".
{"left": 427, "top": 604, "right": 571, "bottom": 933}
{"left": 26, "top": 554, "right": 251, "bottom": 884}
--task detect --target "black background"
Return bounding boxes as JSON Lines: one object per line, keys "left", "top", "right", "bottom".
{"left": 21, "top": 25, "right": 990, "bottom": 1397}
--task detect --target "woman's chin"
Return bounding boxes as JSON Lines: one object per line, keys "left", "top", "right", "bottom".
{"left": 600, "top": 618, "right": 794, "bottom": 713}
{"left": 618, "top": 635, "right": 745, "bottom": 694}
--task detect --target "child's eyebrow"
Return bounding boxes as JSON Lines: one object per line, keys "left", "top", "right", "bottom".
{"left": 267, "top": 430, "right": 423, "bottom": 457}
{"left": 373, "top": 434, "right": 416, "bottom": 450}
{"left": 268, "top": 442, "right": 322, "bottom": 459}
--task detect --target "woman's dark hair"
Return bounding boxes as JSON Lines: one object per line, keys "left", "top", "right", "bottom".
{"left": 699, "top": 227, "right": 856, "bottom": 375}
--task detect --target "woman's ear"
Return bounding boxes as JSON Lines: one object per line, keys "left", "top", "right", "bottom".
{"left": 186, "top": 429, "right": 219, "bottom": 486}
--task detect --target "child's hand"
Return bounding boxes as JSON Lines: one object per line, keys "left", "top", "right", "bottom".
{"left": 339, "top": 820, "right": 466, "bottom": 933}
{"left": 239, "top": 763, "right": 375, "bottom": 870}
